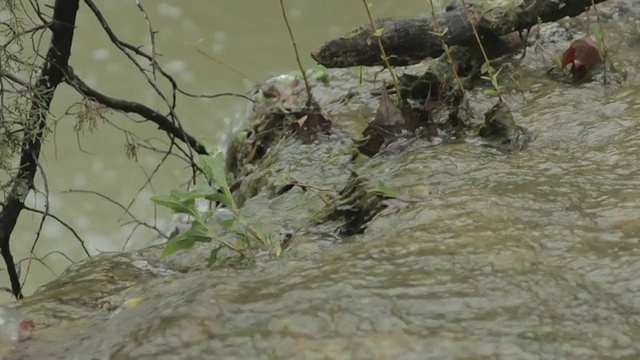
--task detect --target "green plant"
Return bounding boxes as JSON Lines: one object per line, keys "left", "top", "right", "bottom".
{"left": 457, "top": 0, "right": 504, "bottom": 101}
{"left": 589, "top": 1, "right": 608, "bottom": 85}
{"left": 361, "top": 0, "right": 402, "bottom": 100}
{"left": 151, "top": 152, "right": 281, "bottom": 263}
{"left": 279, "top": 0, "right": 316, "bottom": 109}
{"left": 427, "top": 1, "right": 465, "bottom": 94}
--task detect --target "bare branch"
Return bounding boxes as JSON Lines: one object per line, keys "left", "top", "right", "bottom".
{"left": 64, "top": 69, "right": 208, "bottom": 155}
{"left": 22, "top": 206, "right": 90, "bottom": 257}
{"left": 0, "top": 0, "right": 80, "bottom": 299}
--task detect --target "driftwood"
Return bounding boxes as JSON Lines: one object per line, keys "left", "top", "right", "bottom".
{"left": 312, "top": 0, "right": 608, "bottom": 68}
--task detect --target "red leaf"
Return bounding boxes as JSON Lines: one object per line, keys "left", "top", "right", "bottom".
{"left": 561, "top": 37, "right": 603, "bottom": 80}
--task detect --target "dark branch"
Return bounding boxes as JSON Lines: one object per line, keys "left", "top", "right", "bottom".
{"left": 0, "top": 0, "right": 80, "bottom": 299}
{"left": 312, "top": 0, "right": 610, "bottom": 68}
{"left": 64, "top": 69, "right": 208, "bottom": 155}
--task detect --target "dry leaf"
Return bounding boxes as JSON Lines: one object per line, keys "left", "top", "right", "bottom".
{"left": 288, "top": 113, "right": 332, "bottom": 144}
{"left": 358, "top": 86, "right": 433, "bottom": 156}
{"left": 561, "top": 37, "right": 603, "bottom": 80}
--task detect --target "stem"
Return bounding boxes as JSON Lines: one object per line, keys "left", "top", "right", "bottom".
{"left": 360, "top": 0, "right": 402, "bottom": 100}
{"left": 590, "top": 0, "right": 608, "bottom": 86}
{"left": 458, "top": 0, "right": 504, "bottom": 101}
{"left": 427, "top": 0, "right": 465, "bottom": 94}
{"left": 278, "top": 0, "right": 315, "bottom": 108}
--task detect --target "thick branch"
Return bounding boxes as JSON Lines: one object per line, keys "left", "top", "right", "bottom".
{"left": 65, "top": 70, "right": 208, "bottom": 155}
{"left": 0, "top": 0, "right": 80, "bottom": 299}
{"left": 312, "top": 0, "right": 609, "bottom": 68}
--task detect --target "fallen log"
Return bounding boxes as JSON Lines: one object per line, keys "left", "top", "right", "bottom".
{"left": 311, "top": 0, "right": 608, "bottom": 68}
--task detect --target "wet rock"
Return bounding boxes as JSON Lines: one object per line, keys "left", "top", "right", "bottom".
{"left": 479, "top": 101, "right": 535, "bottom": 153}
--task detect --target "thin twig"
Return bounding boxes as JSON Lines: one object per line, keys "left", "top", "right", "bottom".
{"left": 360, "top": 0, "right": 402, "bottom": 100}
{"left": 278, "top": 0, "right": 315, "bottom": 108}
{"left": 457, "top": 0, "right": 504, "bottom": 101}
{"left": 23, "top": 206, "right": 91, "bottom": 256}
{"left": 63, "top": 189, "right": 164, "bottom": 236}
{"left": 427, "top": 0, "right": 465, "bottom": 94}
{"left": 134, "top": 0, "right": 158, "bottom": 80}
{"left": 590, "top": 0, "right": 608, "bottom": 86}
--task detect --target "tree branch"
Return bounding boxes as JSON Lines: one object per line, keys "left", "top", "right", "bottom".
{"left": 0, "top": 0, "right": 80, "bottom": 299}
{"left": 312, "top": 0, "right": 610, "bottom": 68}
{"left": 64, "top": 69, "right": 208, "bottom": 155}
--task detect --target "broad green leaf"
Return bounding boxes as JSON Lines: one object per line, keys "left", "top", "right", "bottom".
{"left": 182, "top": 187, "right": 219, "bottom": 202}
{"left": 151, "top": 192, "right": 197, "bottom": 216}
{"left": 185, "top": 222, "right": 214, "bottom": 243}
{"left": 161, "top": 232, "right": 196, "bottom": 257}
{"left": 199, "top": 153, "right": 228, "bottom": 188}
{"left": 204, "top": 192, "right": 234, "bottom": 209}
{"left": 481, "top": 62, "right": 491, "bottom": 75}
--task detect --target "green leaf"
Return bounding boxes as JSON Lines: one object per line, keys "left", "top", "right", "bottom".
{"left": 491, "top": 66, "right": 503, "bottom": 92}
{"left": 183, "top": 187, "right": 220, "bottom": 201}
{"left": 161, "top": 232, "right": 197, "bottom": 257}
{"left": 151, "top": 191, "right": 198, "bottom": 216}
{"left": 481, "top": 62, "right": 492, "bottom": 75}
{"left": 374, "top": 182, "right": 397, "bottom": 198}
{"left": 204, "top": 192, "right": 234, "bottom": 209}
{"left": 208, "top": 245, "right": 223, "bottom": 264}
{"left": 220, "top": 218, "right": 235, "bottom": 229}
{"left": 199, "top": 152, "right": 229, "bottom": 189}
{"left": 373, "top": 28, "right": 385, "bottom": 37}
{"left": 185, "top": 222, "right": 215, "bottom": 243}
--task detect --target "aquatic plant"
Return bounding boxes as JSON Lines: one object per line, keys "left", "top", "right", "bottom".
{"left": 151, "top": 152, "right": 281, "bottom": 264}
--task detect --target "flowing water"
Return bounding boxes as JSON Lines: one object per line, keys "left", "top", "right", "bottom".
{"left": 5, "top": 1, "right": 640, "bottom": 359}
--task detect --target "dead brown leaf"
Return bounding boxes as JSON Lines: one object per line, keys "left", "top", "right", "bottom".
{"left": 288, "top": 113, "right": 332, "bottom": 144}
{"left": 358, "top": 86, "right": 433, "bottom": 156}
{"left": 561, "top": 37, "right": 603, "bottom": 81}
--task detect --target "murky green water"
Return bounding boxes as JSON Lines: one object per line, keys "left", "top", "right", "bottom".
{"left": 5, "top": 1, "right": 640, "bottom": 359}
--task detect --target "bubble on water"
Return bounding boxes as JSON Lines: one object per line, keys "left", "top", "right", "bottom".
{"left": 290, "top": 9, "right": 302, "bottom": 19}
{"left": 181, "top": 19, "right": 197, "bottom": 34}
{"left": 92, "top": 160, "right": 104, "bottom": 172}
{"left": 93, "top": 48, "right": 110, "bottom": 61}
{"left": 212, "top": 43, "right": 226, "bottom": 55}
{"left": 106, "top": 62, "right": 123, "bottom": 74}
{"left": 43, "top": 221, "right": 63, "bottom": 238}
{"left": 157, "top": 3, "right": 182, "bottom": 18}
{"left": 73, "top": 172, "right": 87, "bottom": 188}
{"left": 213, "top": 31, "right": 227, "bottom": 43}
{"left": 165, "top": 60, "right": 187, "bottom": 73}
